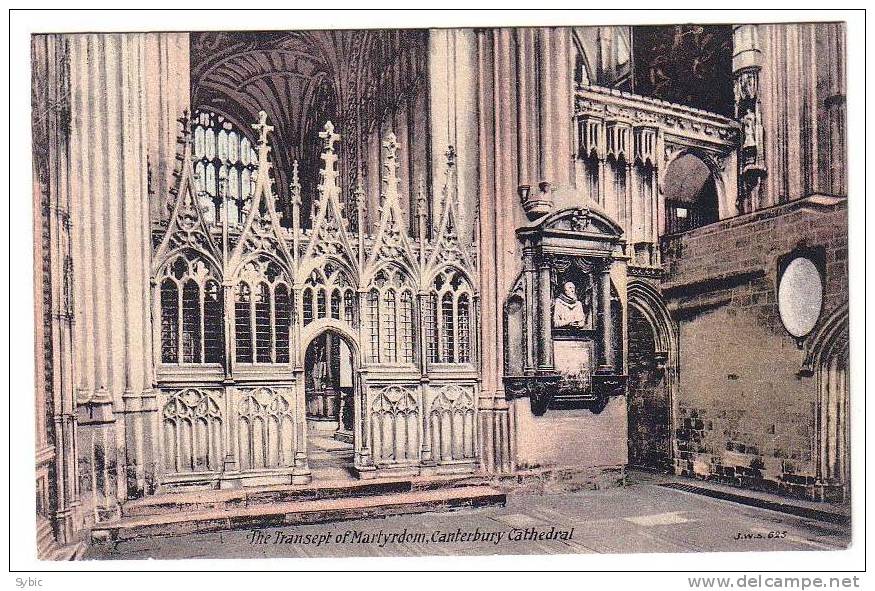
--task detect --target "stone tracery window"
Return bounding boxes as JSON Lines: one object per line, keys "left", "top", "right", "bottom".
{"left": 382, "top": 290, "right": 398, "bottom": 362}
{"left": 367, "top": 289, "right": 380, "bottom": 363}
{"left": 158, "top": 253, "right": 225, "bottom": 365}
{"left": 457, "top": 293, "right": 471, "bottom": 363}
{"left": 301, "top": 262, "right": 357, "bottom": 329}
{"left": 426, "top": 268, "right": 474, "bottom": 364}
{"left": 274, "top": 285, "right": 291, "bottom": 363}
{"left": 192, "top": 110, "right": 258, "bottom": 225}
{"left": 423, "top": 293, "right": 438, "bottom": 364}
{"left": 233, "top": 259, "right": 292, "bottom": 364}
{"left": 441, "top": 293, "right": 455, "bottom": 362}
{"left": 366, "top": 267, "right": 415, "bottom": 365}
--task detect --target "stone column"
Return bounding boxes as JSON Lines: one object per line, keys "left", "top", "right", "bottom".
{"left": 354, "top": 287, "right": 374, "bottom": 474}
{"left": 598, "top": 263, "right": 615, "bottom": 372}
{"left": 537, "top": 260, "right": 554, "bottom": 370}
{"left": 522, "top": 247, "right": 537, "bottom": 374}
{"left": 291, "top": 368, "right": 311, "bottom": 485}
{"left": 32, "top": 34, "right": 82, "bottom": 547}
{"left": 515, "top": 28, "right": 538, "bottom": 196}
{"left": 65, "top": 33, "right": 190, "bottom": 504}
{"left": 758, "top": 23, "right": 846, "bottom": 206}
{"left": 145, "top": 33, "right": 191, "bottom": 222}
{"left": 428, "top": 28, "right": 480, "bottom": 243}
{"left": 416, "top": 291, "right": 434, "bottom": 465}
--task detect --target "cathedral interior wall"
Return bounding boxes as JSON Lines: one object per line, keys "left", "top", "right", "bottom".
{"left": 30, "top": 23, "right": 851, "bottom": 558}
{"left": 513, "top": 398, "right": 628, "bottom": 474}
{"left": 663, "top": 197, "right": 847, "bottom": 497}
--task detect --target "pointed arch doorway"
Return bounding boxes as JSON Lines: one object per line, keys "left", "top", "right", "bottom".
{"left": 304, "top": 328, "right": 358, "bottom": 480}
{"left": 626, "top": 282, "right": 677, "bottom": 472}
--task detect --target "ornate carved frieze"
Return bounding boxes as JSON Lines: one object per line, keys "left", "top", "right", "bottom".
{"left": 236, "top": 386, "right": 296, "bottom": 470}
{"left": 575, "top": 85, "right": 739, "bottom": 154}
{"left": 627, "top": 265, "right": 664, "bottom": 279}
{"left": 161, "top": 388, "right": 224, "bottom": 474}
{"left": 369, "top": 385, "right": 420, "bottom": 465}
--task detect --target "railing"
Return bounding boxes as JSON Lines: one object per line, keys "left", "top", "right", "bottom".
{"left": 574, "top": 84, "right": 740, "bottom": 270}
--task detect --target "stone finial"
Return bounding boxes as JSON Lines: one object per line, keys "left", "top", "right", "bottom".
{"left": 289, "top": 160, "right": 301, "bottom": 206}
{"left": 319, "top": 120, "right": 340, "bottom": 154}
{"left": 445, "top": 144, "right": 456, "bottom": 168}
{"left": 252, "top": 110, "right": 274, "bottom": 146}
{"left": 177, "top": 109, "right": 192, "bottom": 138}
{"left": 381, "top": 132, "right": 400, "bottom": 203}
{"left": 318, "top": 122, "right": 341, "bottom": 201}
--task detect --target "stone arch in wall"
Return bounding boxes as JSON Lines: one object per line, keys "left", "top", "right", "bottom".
{"left": 300, "top": 326, "right": 361, "bottom": 474}
{"left": 662, "top": 149, "right": 724, "bottom": 233}
{"left": 802, "top": 302, "right": 850, "bottom": 500}
{"left": 626, "top": 280, "right": 678, "bottom": 471}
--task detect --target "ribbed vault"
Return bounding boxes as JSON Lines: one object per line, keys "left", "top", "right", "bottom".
{"left": 190, "top": 30, "right": 429, "bottom": 227}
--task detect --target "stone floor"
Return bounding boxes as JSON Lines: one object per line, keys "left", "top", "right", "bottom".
{"left": 307, "top": 432, "right": 355, "bottom": 481}
{"left": 85, "top": 477, "right": 850, "bottom": 560}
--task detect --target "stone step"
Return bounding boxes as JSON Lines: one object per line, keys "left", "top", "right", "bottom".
{"left": 121, "top": 473, "right": 491, "bottom": 518}
{"left": 93, "top": 485, "right": 506, "bottom": 542}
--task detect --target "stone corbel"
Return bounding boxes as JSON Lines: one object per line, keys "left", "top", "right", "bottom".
{"left": 518, "top": 181, "right": 554, "bottom": 220}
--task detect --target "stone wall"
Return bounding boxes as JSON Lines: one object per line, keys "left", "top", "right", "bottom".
{"left": 661, "top": 195, "right": 847, "bottom": 498}
{"left": 512, "top": 397, "right": 628, "bottom": 473}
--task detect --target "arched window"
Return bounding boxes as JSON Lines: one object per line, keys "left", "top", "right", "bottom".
{"left": 367, "top": 289, "right": 380, "bottom": 363}
{"left": 192, "top": 110, "right": 258, "bottom": 226}
{"left": 382, "top": 289, "right": 397, "bottom": 363}
{"left": 344, "top": 290, "right": 356, "bottom": 325}
{"left": 317, "top": 289, "right": 327, "bottom": 319}
{"left": 204, "top": 280, "right": 224, "bottom": 363}
{"left": 160, "top": 279, "right": 179, "bottom": 363}
{"left": 457, "top": 294, "right": 471, "bottom": 363}
{"left": 181, "top": 280, "right": 202, "bottom": 363}
{"left": 427, "top": 268, "right": 475, "bottom": 364}
{"left": 366, "top": 267, "right": 415, "bottom": 365}
{"left": 331, "top": 289, "right": 342, "bottom": 320}
{"left": 441, "top": 293, "right": 455, "bottom": 362}
{"left": 234, "top": 282, "right": 253, "bottom": 362}
{"left": 158, "top": 255, "right": 224, "bottom": 366}
{"left": 274, "top": 284, "right": 291, "bottom": 364}
{"left": 254, "top": 282, "right": 271, "bottom": 362}
{"left": 302, "top": 287, "right": 314, "bottom": 325}
{"left": 423, "top": 293, "right": 438, "bottom": 364}
{"left": 399, "top": 290, "right": 414, "bottom": 364}
{"left": 234, "top": 259, "right": 292, "bottom": 364}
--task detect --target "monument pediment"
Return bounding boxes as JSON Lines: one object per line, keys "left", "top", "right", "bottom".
{"left": 517, "top": 205, "right": 624, "bottom": 256}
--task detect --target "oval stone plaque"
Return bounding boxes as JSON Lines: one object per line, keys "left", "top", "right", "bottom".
{"left": 777, "top": 256, "right": 823, "bottom": 338}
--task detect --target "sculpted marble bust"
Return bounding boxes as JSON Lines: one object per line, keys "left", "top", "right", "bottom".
{"left": 553, "top": 281, "right": 589, "bottom": 329}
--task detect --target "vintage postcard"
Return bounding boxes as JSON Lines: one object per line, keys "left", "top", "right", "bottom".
{"left": 21, "top": 10, "right": 858, "bottom": 576}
